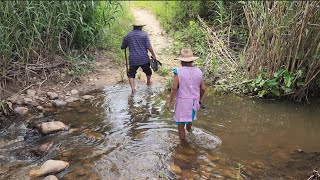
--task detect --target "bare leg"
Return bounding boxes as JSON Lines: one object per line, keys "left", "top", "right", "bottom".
{"left": 129, "top": 78, "right": 136, "bottom": 94}
{"left": 147, "top": 75, "right": 151, "bottom": 86}
{"left": 186, "top": 123, "right": 192, "bottom": 132}
{"left": 178, "top": 124, "right": 186, "bottom": 141}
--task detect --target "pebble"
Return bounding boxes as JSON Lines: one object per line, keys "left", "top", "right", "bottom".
{"left": 47, "top": 92, "right": 59, "bottom": 100}
{"left": 52, "top": 100, "right": 67, "bottom": 107}
{"left": 14, "top": 107, "right": 29, "bottom": 116}
{"left": 71, "top": 89, "right": 79, "bottom": 95}
{"left": 170, "top": 164, "right": 182, "bottom": 174}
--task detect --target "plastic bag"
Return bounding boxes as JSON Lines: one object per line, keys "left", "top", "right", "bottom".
{"left": 150, "top": 58, "right": 162, "bottom": 72}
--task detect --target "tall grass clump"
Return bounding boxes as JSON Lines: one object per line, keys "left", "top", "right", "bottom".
{"left": 0, "top": 1, "right": 121, "bottom": 88}
{"left": 133, "top": 1, "right": 247, "bottom": 79}
{"left": 102, "top": 1, "right": 134, "bottom": 65}
{"left": 244, "top": 1, "right": 320, "bottom": 100}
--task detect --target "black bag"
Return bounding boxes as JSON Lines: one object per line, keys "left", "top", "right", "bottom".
{"left": 150, "top": 58, "right": 162, "bottom": 72}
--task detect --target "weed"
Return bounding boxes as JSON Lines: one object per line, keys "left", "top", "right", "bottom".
{"left": 0, "top": 98, "right": 7, "bottom": 115}
{"left": 250, "top": 68, "right": 304, "bottom": 98}
{"left": 102, "top": 2, "right": 134, "bottom": 65}
{"left": 137, "top": 73, "right": 142, "bottom": 80}
{"left": 157, "top": 67, "right": 171, "bottom": 77}
{"left": 236, "top": 163, "right": 244, "bottom": 180}
{"left": 119, "top": 70, "right": 126, "bottom": 82}
{"left": 65, "top": 51, "right": 94, "bottom": 77}
{"left": 165, "top": 77, "right": 173, "bottom": 91}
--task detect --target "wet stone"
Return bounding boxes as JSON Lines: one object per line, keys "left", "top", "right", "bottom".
{"left": 14, "top": 107, "right": 29, "bottom": 116}
{"left": 43, "top": 175, "right": 58, "bottom": 180}
{"left": 37, "top": 106, "right": 43, "bottom": 111}
{"left": 65, "top": 97, "right": 79, "bottom": 103}
{"left": 26, "top": 89, "right": 36, "bottom": 97}
{"left": 170, "top": 164, "right": 182, "bottom": 174}
{"left": 82, "top": 95, "right": 94, "bottom": 100}
{"left": 47, "top": 92, "right": 59, "bottom": 100}
{"left": 71, "top": 89, "right": 79, "bottom": 95}
{"left": 40, "top": 121, "right": 68, "bottom": 134}
{"left": 29, "top": 159, "right": 69, "bottom": 177}
{"left": 52, "top": 100, "right": 67, "bottom": 107}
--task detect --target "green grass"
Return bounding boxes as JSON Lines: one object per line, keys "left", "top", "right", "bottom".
{"left": 132, "top": 1, "right": 176, "bottom": 31}
{"left": 102, "top": 2, "right": 134, "bottom": 66}
{"left": 133, "top": 1, "right": 211, "bottom": 73}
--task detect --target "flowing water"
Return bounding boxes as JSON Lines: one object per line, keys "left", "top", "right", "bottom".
{"left": 1, "top": 83, "right": 320, "bottom": 179}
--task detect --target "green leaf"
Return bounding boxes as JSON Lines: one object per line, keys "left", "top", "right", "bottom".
{"left": 265, "top": 79, "right": 279, "bottom": 87}
{"left": 271, "top": 89, "right": 280, "bottom": 96}
{"left": 258, "top": 90, "right": 267, "bottom": 97}
{"left": 273, "top": 69, "right": 285, "bottom": 78}
{"left": 297, "top": 81, "right": 304, "bottom": 87}
{"left": 283, "top": 71, "right": 294, "bottom": 88}
{"left": 295, "top": 70, "right": 302, "bottom": 78}
{"left": 281, "top": 86, "right": 292, "bottom": 93}
{"left": 258, "top": 79, "right": 265, "bottom": 87}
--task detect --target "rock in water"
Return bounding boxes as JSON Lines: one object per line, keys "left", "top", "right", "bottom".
{"left": 187, "top": 127, "right": 222, "bottom": 149}
{"left": 31, "top": 142, "right": 54, "bottom": 156}
{"left": 170, "top": 164, "right": 182, "bottom": 174}
{"left": 29, "top": 159, "right": 69, "bottom": 177}
{"left": 43, "top": 175, "right": 59, "bottom": 180}
{"left": 41, "top": 121, "right": 68, "bottom": 134}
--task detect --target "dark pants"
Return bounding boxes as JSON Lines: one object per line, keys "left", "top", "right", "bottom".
{"left": 127, "top": 62, "right": 152, "bottom": 78}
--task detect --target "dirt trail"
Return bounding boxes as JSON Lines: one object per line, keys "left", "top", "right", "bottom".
{"left": 77, "top": 6, "right": 177, "bottom": 92}
{"left": 131, "top": 6, "right": 178, "bottom": 85}
{"left": 1, "top": 6, "right": 176, "bottom": 101}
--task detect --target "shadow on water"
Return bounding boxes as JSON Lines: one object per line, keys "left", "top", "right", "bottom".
{"left": 1, "top": 84, "right": 320, "bottom": 179}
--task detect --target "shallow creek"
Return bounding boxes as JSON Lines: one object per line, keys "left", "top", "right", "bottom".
{"left": 1, "top": 84, "right": 320, "bottom": 179}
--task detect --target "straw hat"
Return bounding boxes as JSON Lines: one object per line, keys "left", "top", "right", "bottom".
{"left": 174, "top": 48, "right": 199, "bottom": 62}
{"left": 132, "top": 23, "right": 146, "bottom": 27}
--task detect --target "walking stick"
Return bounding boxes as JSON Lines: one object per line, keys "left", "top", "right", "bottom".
{"left": 124, "top": 49, "right": 128, "bottom": 75}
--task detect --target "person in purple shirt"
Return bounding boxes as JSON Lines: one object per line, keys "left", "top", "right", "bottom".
{"left": 121, "top": 23, "right": 157, "bottom": 94}
{"left": 167, "top": 48, "right": 206, "bottom": 141}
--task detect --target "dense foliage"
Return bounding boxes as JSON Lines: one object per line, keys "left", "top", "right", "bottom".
{"left": 0, "top": 1, "right": 121, "bottom": 87}
{"left": 134, "top": 1, "right": 320, "bottom": 101}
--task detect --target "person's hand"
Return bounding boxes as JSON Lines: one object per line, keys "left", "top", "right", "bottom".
{"left": 151, "top": 55, "right": 157, "bottom": 60}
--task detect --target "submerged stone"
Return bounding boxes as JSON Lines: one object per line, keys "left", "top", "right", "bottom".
{"left": 40, "top": 121, "right": 68, "bottom": 134}
{"left": 43, "top": 175, "right": 58, "bottom": 180}
{"left": 170, "top": 164, "right": 182, "bottom": 174}
{"left": 29, "top": 159, "right": 69, "bottom": 177}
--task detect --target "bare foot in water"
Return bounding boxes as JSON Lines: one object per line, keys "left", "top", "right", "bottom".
{"left": 147, "top": 81, "right": 152, "bottom": 86}
{"left": 131, "top": 88, "right": 136, "bottom": 94}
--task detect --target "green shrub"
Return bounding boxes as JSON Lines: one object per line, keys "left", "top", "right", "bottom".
{"left": 250, "top": 68, "right": 304, "bottom": 98}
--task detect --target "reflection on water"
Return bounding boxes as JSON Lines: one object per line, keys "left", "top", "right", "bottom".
{"left": 0, "top": 84, "right": 320, "bottom": 179}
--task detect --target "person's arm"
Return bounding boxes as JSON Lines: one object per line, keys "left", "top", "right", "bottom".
{"left": 145, "top": 35, "right": 156, "bottom": 60}
{"left": 167, "top": 74, "right": 179, "bottom": 110}
{"left": 147, "top": 47, "right": 156, "bottom": 60}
